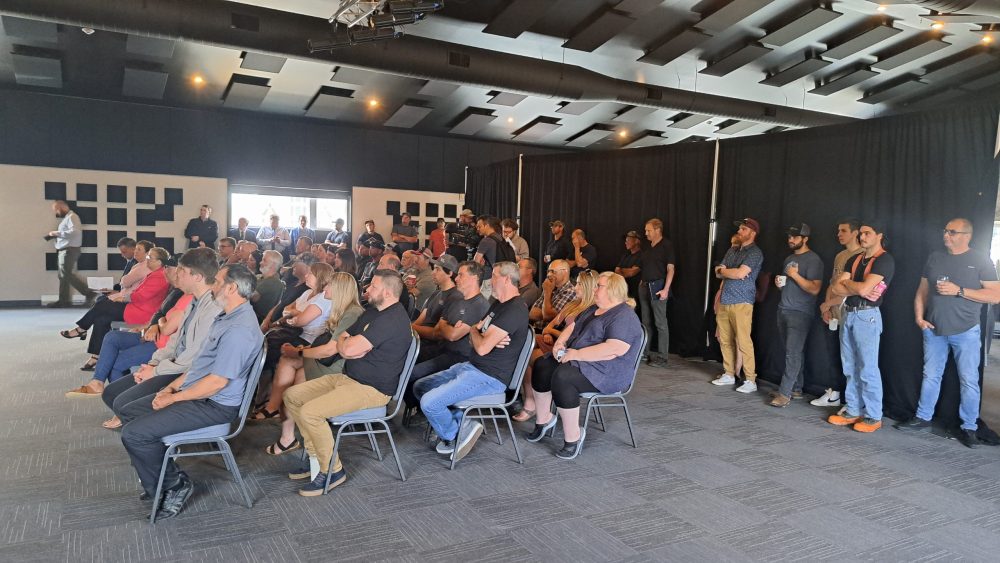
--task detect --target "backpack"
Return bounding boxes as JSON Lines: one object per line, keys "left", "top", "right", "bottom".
{"left": 489, "top": 233, "right": 517, "bottom": 265}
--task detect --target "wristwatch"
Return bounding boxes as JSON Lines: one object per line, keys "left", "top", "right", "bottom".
{"left": 957, "top": 287, "right": 965, "bottom": 298}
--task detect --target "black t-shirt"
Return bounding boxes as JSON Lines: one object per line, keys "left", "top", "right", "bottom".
{"left": 470, "top": 297, "right": 530, "bottom": 385}
{"left": 441, "top": 293, "right": 490, "bottom": 357}
{"left": 476, "top": 235, "right": 498, "bottom": 280}
{"left": 544, "top": 236, "right": 573, "bottom": 268}
{"left": 845, "top": 252, "right": 895, "bottom": 308}
{"left": 571, "top": 244, "right": 598, "bottom": 278}
{"left": 344, "top": 302, "right": 412, "bottom": 395}
{"left": 358, "top": 232, "right": 385, "bottom": 250}
{"left": 923, "top": 249, "right": 998, "bottom": 336}
{"left": 640, "top": 239, "right": 675, "bottom": 282}
{"left": 617, "top": 251, "right": 642, "bottom": 296}
{"left": 421, "top": 286, "right": 461, "bottom": 327}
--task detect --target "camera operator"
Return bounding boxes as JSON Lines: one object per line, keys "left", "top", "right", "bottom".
{"left": 446, "top": 209, "right": 481, "bottom": 262}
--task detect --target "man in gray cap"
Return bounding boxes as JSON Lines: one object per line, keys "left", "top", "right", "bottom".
{"left": 770, "top": 223, "right": 824, "bottom": 407}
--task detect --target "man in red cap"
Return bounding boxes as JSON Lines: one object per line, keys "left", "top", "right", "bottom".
{"left": 712, "top": 218, "right": 764, "bottom": 394}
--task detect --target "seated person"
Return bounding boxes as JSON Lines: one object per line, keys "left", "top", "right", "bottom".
{"left": 359, "top": 252, "right": 398, "bottom": 289}
{"left": 262, "top": 259, "right": 311, "bottom": 331}
{"left": 356, "top": 219, "right": 385, "bottom": 268}
{"left": 252, "top": 250, "right": 285, "bottom": 323}
{"left": 65, "top": 256, "right": 187, "bottom": 398}
{"left": 245, "top": 250, "right": 263, "bottom": 274}
{"left": 257, "top": 272, "right": 365, "bottom": 454}
{"left": 415, "top": 261, "right": 530, "bottom": 462}
{"left": 217, "top": 237, "right": 237, "bottom": 266}
{"left": 114, "top": 240, "right": 154, "bottom": 299}
{"left": 112, "top": 237, "right": 138, "bottom": 290}
{"left": 61, "top": 247, "right": 171, "bottom": 371}
{"left": 119, "top": 264, "right": 264, "bottom": 520}
{"left": 263, "top": 262, "right": 334, "bottom": 370}
{"left": 333, "top": 248, "right": 358, "bottom": 277}
{"left": 404, "top": 261, "right": 489, "bottom": 409}
{"left": 526, "top": 272, "right": 643, "bottom": 460}
{"left": 100, "top": 248, "right": 223, "bottom": 429}
{"left": 514, "top": 270, "right": 597, "bottom": 422}
{"left": 411, "top": 254, "right": 461, "bottom": 358}
{"left": 529, "top": 259, "right": 577, "bottom": 324}
{"left": 283, "top": 270, "right": 412, "bottom": 496}
{"left": 402, "top": 250, "right": 436, "bottom": 311}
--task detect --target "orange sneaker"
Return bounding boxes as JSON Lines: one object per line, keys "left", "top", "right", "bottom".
{"left": 853, "top": 418, "right": 882, "bottom": 433}
{"left": 827, "top": 413, "right": 860, "bottom": 426}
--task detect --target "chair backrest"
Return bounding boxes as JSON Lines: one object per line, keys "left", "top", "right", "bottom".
{"left": 385, "top": 329, "right": 421, "bottom": 420}
{"left": 226, "top": 341, "right": 268, "bottom": 439}
{"left": 619, "top": 326, "right": 647, "bottom": 396}
{"left": 500, "top": 328, "right": 536, "bottom": 407}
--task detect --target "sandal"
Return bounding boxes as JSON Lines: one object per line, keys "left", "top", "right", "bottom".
{"left": 102, "top": 416, "right": 122, "bottom": 429}
{"left": 512, "top": 409, "right": 536, "bottom": 422}
{"left": 80, "top": 356, "right": 98, "bottom": 371}
{"left": 250, "top": 408, "right": 280, "bottom": 421}
{"left": 60, "top": 328, "right": 87, "bottom": 340}
{"left": 264, "top": 438, "right": 301, "bottom": 456}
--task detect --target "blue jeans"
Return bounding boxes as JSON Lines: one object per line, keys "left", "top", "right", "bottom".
{"left": 840, "top": 308, "right": 883, "bottom": 420}
{"left": 93, "top": 330, "right": 157, "bottom": 384}
{"left": 414, "top": 362, "right": 506, "bottom": 441}
{"left": 917, "top": 325, "right": 981, "bottom": 430}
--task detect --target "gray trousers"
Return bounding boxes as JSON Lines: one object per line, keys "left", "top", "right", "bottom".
{"left": 638, "top": 281, "right": 669, "bottom": 360}
{"left": 58, "top": 247, "right": 92, "bottom": 304}
{"left": 777, "top": 309, "right": 812, "bottom": 397}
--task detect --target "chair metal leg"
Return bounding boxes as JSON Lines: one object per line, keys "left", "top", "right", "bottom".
{"left": 582, "top": 397, "right": 596, "bottom": 431}
{"left": 621, "top": 398, "right": 637, "bottom": 448}
{"left": 325, "top": 425, "right": 347, "bottom": 494}
{"left": 149, "top": 445, "right": 176, "bottom": 524}
{"left": 498, "top": 407, "right": 522, "bottom": 464}
{"left": 365, "top": 422, "right": 384, "bottom": 461}
{"left": 379, "top": 420, "right": 407, "bottom": 481}
{"left": 595, "top": 399, "right": 608, "bottom": 432}
{"left": 219, "top": 440, "right": 253, "bottom": 508}
{"left": 491, "top": 409, "right": 503, "bottom": 446}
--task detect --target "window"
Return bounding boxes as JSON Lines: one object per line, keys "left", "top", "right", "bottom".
{"left": 229, "top": 186, "right": 349, "bottom": 232}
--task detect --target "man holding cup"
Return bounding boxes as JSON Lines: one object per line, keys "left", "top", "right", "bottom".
{"left": 896, "top": 218, "right": 1000, "bottom": 447}
{"left": 770, "top": 224, "right": 824, "bottom": 407}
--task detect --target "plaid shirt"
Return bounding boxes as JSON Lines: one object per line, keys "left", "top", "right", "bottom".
{"left": 533, "top": 281, "right": 577, "bottom": 314}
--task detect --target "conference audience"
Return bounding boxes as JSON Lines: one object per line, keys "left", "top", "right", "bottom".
{"left": 258, "top": 214, "right": 291, "bottom": 255}
{"left": 615, "top": 230, "right": 642, "bottom": 299}
{"left": 815, "top": 219, "right": 862, "bottom": 409}
{"left": 109, "top": 240, "right": 154, "bottom": 301}
{"left": 568, "top": 228, "right": 597, "bottom": 278}
{"left": 263, "top": 260, "right": 312, "bottom": 331}
{"left": 184, "top": 204, "right": 218, "bottom": 249}
{"left": 245, "top": 250, "right": 262, "bottom": 275}
{"left": 120, "top": 264, "right": 263, "bottom": 520}
{"left": 62, "top": 247, "right": 172, "bottom": 371}
{"left": 290, "top": 215, "right": 315, "bottom": 250}
{"left": 114, "top": 237, "right": 138, "bottom": 290}
{"left": 415, "top": 261, "right": 530, "bottom": 461}
{"left": 518, "top": 258, "right": 541, "bottom": 307}
{"left": 333, "top": 248, "right": 358, "bottom": 277}
{"left": 217, "top": 237, "right": 238, "bottom": 266}
{"left": 638, "top": 219, "right": 675, "bottom": 368}
{"left": 252, "top": 250, "right": 285, "bottom": 323}
{"left": 529, "top": 259, "right": 576, "bottom": 323}
{"left": 712, "top": 218, "right": 763, "bottom": 393}
{"left": 263, "top": 262, "right": 334, "bottom": 370}
{"left": 229, "top": 217, "right": 257, "bottom": 243}
{"left": 402, "top": 250, "right": 436, "bottom": 311}
{"left": 501, "top": 218, "right": 530, "bottom": 261}
{"left": 325, "top": 218, "right": 350, "bottom": 249}
{"left": 283, "top": 270, "right": 411, "bottom": 496}
{"left": 429, "top": 218, "right": 448, "bottom": 258}
{"left": 527, "top": 272, "right": 642, "bottom": 460}
{"left": 542, "top": 219, "right": 573, "bottom": 273}
{"left": 391, "top": 212, "right": 419, "bottom": 254}
{"left": 410, "top": 254, "right": 461, "bottom": 358}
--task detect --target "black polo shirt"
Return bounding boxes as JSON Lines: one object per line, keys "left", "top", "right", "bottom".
{"left": 640, "top": 238, "right": 675, "bottom": 282}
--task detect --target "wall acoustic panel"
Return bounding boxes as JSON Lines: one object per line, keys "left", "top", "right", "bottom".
{"left": 351, "top": 187, "right": 463, "bottom": 252}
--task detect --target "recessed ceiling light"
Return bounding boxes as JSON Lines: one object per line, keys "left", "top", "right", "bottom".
{"left": 368, "top": 99, "right": 379, "bottom": 107}
{"left": 876, "top": 5, "right": 887, "bottom": 12}
{"left": 931, "top": 21, "right": 944, "bottom": 30}
{"left": 983, "top": 35, "right": 995, "bottom": 44}
{"left": 618, "top": 130, "right": 628, "bottom": 138}
{"left": 192, "top": 75, "right": 205, "bottom": 86}
{"left": 506, "top": 117, "right": 514, "bottom": 123}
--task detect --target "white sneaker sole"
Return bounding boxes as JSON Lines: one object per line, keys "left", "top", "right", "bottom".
{"left": 736, "top": 385, "right": 757, "bottom": 394}
{"left": 453, "top": 423, "right": 484, "bottom": 462}
{"left": 711, "top": 378, "right": 736, "bottom": 386}
{"left": 810, "top": 399, "right": 842, "bottom": 407}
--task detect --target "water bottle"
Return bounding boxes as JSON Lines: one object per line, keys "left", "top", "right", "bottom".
{"left": 829, "top": 317, "right": 839, "bottom": 331}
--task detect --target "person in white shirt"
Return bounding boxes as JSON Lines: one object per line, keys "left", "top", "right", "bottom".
{"left": 257, "top": 214, "right": 291, "bottom": 256}
{"left": 46, "top": 200, "right": 96, "bottom": 308}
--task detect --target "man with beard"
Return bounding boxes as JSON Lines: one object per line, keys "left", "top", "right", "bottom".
{"left": 46, "top": 200, "right": 97, "bottom": 307}
{"left": 712, "top": 218, "right": 764, "bottom": 393}
{"left": 769, "top": 224, "right": 824, "bottom": 407}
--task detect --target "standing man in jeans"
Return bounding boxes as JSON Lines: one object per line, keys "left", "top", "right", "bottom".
{"left": 828, "top": 219, "right": 894, "bottom": 433}
{"left": 46, "top": 200, "right": 96, "bottom": 308}
{"left": 770, "top": 223, "right": 823, "bottom": 407}
{"left": 638, "top": 219, "right": 675, "bottom": 368}
{"left": 896, "top": 218, "right": 1000, "bottom": 447}
{"left": 814, "top": 219, "right": 862, "bottom": 409}
{"left": 711, "top": 218, "right": 764, "bottom": 393}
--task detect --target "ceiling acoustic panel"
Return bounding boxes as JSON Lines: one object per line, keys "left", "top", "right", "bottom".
{"left": 701, "top": 43, "right": 772, "bottom": 77}
{"left": 222, "top": 74, "right": 270, "bottom": 109}
{"left": 384, "top": 100, "right": 433, "bottom": 128}
{"left": 920, "top": 52, "right": 998, "bottom": 83}
{"left": 761, "top": 7, "right": 841, "bottom": 47}
{"left": 332, "top": 66, "right": 379, "bottom": 86}
{"left": 11, "top": 49, "right": 62, "bottom": 88}
{"left": 613, "top": 105, "right": 657, "bottom": 123}
{"left": 563, "top": 9, "right": 636, "bottom": 52}
{"left": 240, "top": 52, "right": 287, "bottom": 73}
{"left": 449, "top": 107, "right": 497, "bottom": 135}
{"left": 2, "top": 16, "right": 58, "bottom": 42}
{"left": 624, "top": 130, "right": 667, "bottom": 148}
{"left": 640, "top": 28, "right": 712, "bottom": 65}
{"left": 513, "top": 117, "right": 562, "bottom": 141}
{"left": 760, "top": 56, "right": 831, "bottom": 86}
{"left": 556, "top": 101, "right": 601, "bottom": 115}
{"left": 872, "top": 38, "right": 949, "bottom": 71}
{"left": 715, "top": 120, "right": 756, "bottom": 135}
{"left": 484, "top": 0, "right": 559, "bottom": 38}
{"left": 697, "top": 0, "right": 776, "bottom": 33}
{"left": 122, "top": 65, "right": 168, "bottom": 99}
{"left": 305, "top": 85, "right": 356, "bottom": 119}
{"left": 487, "top": 91, "right": 528, "bottom": 106}
{"left": 822, "top": 24, "right": 901, "bottom": 60}
{"left": 669, "top": 113, "right": 711, "bottom": 129}
{"left": 810, "top": 67, "right": 878, "bottom": 95}
{"left": 417, "top": 80, "right": 460, "bottom": 98}
{"left": 860, "top": 78, "right": 928, "bottom": 104}
{"left": 126, "top": 35, "right": 176, "bottom": 58}
{"left": 565, "top": 125, "right": 615, "bottom": 147}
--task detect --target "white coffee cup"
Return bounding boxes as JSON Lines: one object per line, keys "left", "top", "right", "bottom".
{"left": 775, "top": 275, "right": 787, "bottom": 288}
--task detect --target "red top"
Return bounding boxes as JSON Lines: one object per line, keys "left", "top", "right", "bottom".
{"left": 156, "top": 294, "right": 194, "bottom": 348}
{"left": 124, "top": 267, "right": 171, "bottom": 325}
{"left": 429, "top": 229, "right": 447, "bottom": 258}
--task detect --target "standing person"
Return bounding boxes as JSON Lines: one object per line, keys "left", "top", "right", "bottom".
{"left": 501, "top": 219, "right": 530, "bottom": 261}
{"left": 814, "top": 219, "right": 862, "bottom": 408}
{"left": 391, "top": 212, "right": 419, "bottom": 254}
{"left": 290, "top": 215, "right": 315, "bottom": 251}
{"left": 769, "top": 224, "right": 824, "bottom": 407}
{"left": 356, "top": 219, "right": 385, "bottom": 268}
{"left": 474, "top": 216, "right": 514, "bottom": 298}
{"left": 615, "top": 231, "right": 643, "bottom": 301}
{"left": 46, "top": 200, "right": 96, "bottom": 308}
{"left": 827, "top": 220, "right": 894, "bottom": 433}
{"left": 429, "top": 218, "right": 448, "bottom": 258}
{"left": 257, "top": 215, "right": 291, "bottom": 256}
{"left": 639, "top": 219, "right": 676, "bottom": 369}
{"left": 229, "top": 217, "right": 257, "bottom": 243}
{"left": 184, "top": 205, "right": 219, "bottom": 250}
{"left": 325, "top": 218, "right": 351, "bottom": 250}
{"left": 447, "top": 210, "right": 480, "bottom": 261}
{"left": 542, "top": 220, "right": 573, "bottom": 275}
{"left": 711, "top": 218, "right": 764, "bottom": 393}
{"left": 897, "top": 219, "right": 1000, "bottom": 447}
{"left": 568, "top": 229, "right": 598, "bottom": 279}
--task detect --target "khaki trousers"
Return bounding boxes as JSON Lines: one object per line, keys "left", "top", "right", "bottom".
{"left": 716, "top": 303, "right": 757, "bottom": 381}
{"left": 283, "top": 374, "right": 390, "bottom": 473}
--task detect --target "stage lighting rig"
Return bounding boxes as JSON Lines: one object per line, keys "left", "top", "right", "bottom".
{"left": 310, "top": 0, "right": 443, "bottom": 52}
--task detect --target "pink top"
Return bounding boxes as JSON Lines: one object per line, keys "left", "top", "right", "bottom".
{"left": 156, "top": 294, "right": 194, "bottom": 348}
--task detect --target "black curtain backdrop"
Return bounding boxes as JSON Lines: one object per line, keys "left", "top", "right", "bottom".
{"left": 519, "top": 144, "right": 717, "bottom": 356}
{"left": 465, "top": 158, "right": 519, "bottom": 220}
{"left": 715, "top": 101, "right": 1000, "bottom": 422}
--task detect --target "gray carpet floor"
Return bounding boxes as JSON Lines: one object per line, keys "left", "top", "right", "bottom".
{"left": 4, "top": 308, "right": 1000, "bottom": 562}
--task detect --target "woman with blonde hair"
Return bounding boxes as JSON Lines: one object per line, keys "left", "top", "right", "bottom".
{"left": 513, "top": 269, "right": 599, "bottom": 422}
{"left": 258, "top": 272, "right": 365, "bottom": 455}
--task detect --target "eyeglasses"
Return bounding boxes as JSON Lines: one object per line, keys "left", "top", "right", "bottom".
{"left": 943, "top": 229, "right": 970, "bottom": 236}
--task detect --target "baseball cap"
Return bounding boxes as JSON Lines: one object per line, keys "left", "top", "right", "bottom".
{"left": 624, "top": 230, "right": 641, "bottom": 239}
{"left": 460, "top": 209, "right": 475, "bottom": 217}
{"left": 786, "top": 223, "right": 811, "bottom": 237}
{"left": 163, "top": 254, "right": 179, "bottom": 268}
{"left": 549, "top": 219, "right": 565, "bottom": 228}
{"left": 430, "top": 254, "right": 459, "bottom": 273}
{"left": 734, "top": 217, "right": 760, "bottom": 233}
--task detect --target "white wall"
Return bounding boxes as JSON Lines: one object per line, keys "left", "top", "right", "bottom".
{"left": 0, "top": 164, "right": 227, "bottom": 302}
{"left": 351, "top": 187, "right": 465, "bottom": 251}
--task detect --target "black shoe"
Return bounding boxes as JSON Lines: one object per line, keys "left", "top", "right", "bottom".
{"left": 893, "top": 417, "right": 931, "bottom": 431}
{"left": 299, "top": 468, "right": 347, "bottom": 497}
{"left": 646, "top": 357, "right": 669, "bottom": 369}
{"left": 958, "top": 429, "right": 980, "bottom": 449}
{"left": 152, "top": 476, "right": 193, "bottom": 521}
{"left": 526, "top": 416, "right": 558, "bottom": 443}
{"left": 555, "top": 429, "right": 586, "bottom": 460}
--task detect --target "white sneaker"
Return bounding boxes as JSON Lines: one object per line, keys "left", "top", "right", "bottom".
{"left": 736, "top": 381, "right": 757, "bottom": 394}
{"left": 453, "top": 421, "right": 484, "bottom": 462}
{"left": 810, "top": 389, "right": 842, "bottom": 407}
{"left": 711, "top": 374, "right": 736, "bottom": 386}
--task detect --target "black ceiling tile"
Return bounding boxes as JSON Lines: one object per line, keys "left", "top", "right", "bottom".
{"left": 859, "top": 78, "right": 928, "bottom": 104}
{"left": 385, "top": 100, "right": 434, "bottom": 129}
{"left": 701, "top": 42, "right": 772, "bottom": 77}
{"left": 512, "top": 117, "right": 562, "bottom": 141}
{"left": 697, "top": 0, "right": 776, "bottom": 33}
{"left": 123, "top": 66, "right": 168, "bottom": 100}
{"left": 810, "top": 67, "right": 879, "bottom": 96}
{"left": 822, "top": 23, "right": 901, "bottom": 60}
{"left": 872, "top": 37, "right": 950, "bottom": 71}
{"left": 417, "top": 81, "right": 460, "bottom": 97}
{"left": 556, "top": 101, "right": 602, "bottom": 115}
{"left": 11, "top": 48, "right": 62, "bottom": 88}
{"left": 2, "top": 16, "right": 57, "bottom": 42}
{"left": 449, "top": 107, "right": 497, "bottom": 135}
{"left": 222, "top": 74, "right": 270, "bottom": 110}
